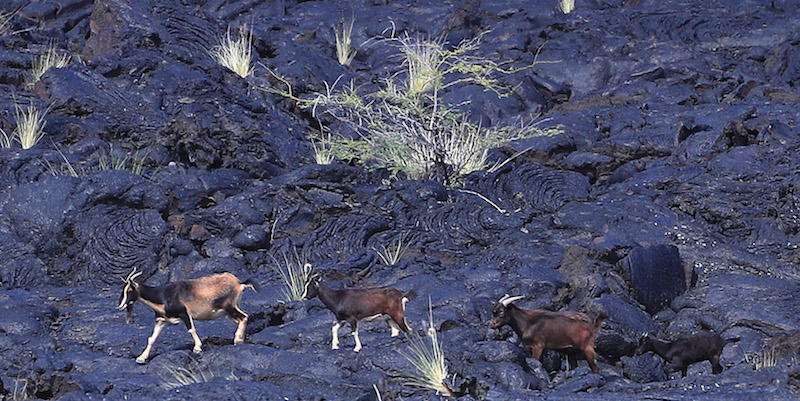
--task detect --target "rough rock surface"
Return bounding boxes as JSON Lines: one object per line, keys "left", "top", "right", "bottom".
{"left": 0, "top": 0, "right": 799, "bottom": 400}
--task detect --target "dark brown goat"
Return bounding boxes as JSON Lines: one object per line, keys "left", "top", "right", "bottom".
{"left": 117, "top": 268, "right": 255, "bottom": 363}
{"left": 636, "top": 332, "right": 739, "bottom": 377}
{"left": 490, "top": 294, "right": 606, "bottom": 372}
{"left": 306, "top": 280, "right": 412, "bottom": 352}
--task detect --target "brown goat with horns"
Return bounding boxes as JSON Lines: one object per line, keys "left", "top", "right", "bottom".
{"left": 490, "top": 294, "right": 607, "bottom": 372}
{"left": 117, "top": 268, "right": 255, "bottom": 363}
{"left": 306, "top": 278, "right": 412, "bottom": 352}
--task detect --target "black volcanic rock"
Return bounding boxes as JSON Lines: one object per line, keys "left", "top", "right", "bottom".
{"left": 618, "top": 245, "right": 686, "bottom": 315}
{"left": 0, "top": 0, "right": 799, "bottom": 400}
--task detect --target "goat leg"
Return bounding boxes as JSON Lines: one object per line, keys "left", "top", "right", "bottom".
{"left": 137, "top": 319, "right": 168, "bottom": 364}
{"left": 331, "top": 321, "right": 342, "bottom": 350}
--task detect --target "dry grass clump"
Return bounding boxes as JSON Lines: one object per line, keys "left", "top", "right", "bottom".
{"left": 559, "top": 0, "right": 575, "bottom": 14}
{"left": 334, "top": 19, "right": 357, "bottom": 66}
{"left": 209, "top": 25, "right": 254, "bottom": 78}
{"left": 398, "top": 299, "right": 453, "bottom": 396}
{"left": 0, "top": 10, "right": 13, "bottom": 36}
{"left": 44, "top": 145, "right": 161, "bottom": 180}
{"left": 13, "top": 100, "right": 48, "bottom": 150}
{"left": 0, "top": 127, "right": 12, "bottom": 148}
{"left": 30, "top": 44, "right": 71, "bottom": 86}
{"left": 272, "top": 252, "right": 314, "bottom": 302}
{"left": 157, "top": 360, "right": 238, "bottom": 390}
{"left": 374, "top": 232, "right": 411, "bottom": 266}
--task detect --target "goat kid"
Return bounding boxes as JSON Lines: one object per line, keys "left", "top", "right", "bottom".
{"left": 637, "top": 332, "right": 739, "bottom": 377}
{"left": 117, "top": 268, "right": 255, "bottom": 364}
{"left": 490, "top": 294, "right": 606, "bottom": 373}
{"left": 306, "top": 280, "right": 412, "bottom": 352}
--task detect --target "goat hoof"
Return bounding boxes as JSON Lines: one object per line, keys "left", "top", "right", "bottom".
{"left": 135, "top": 357, "right": 147, "bottom": 364}
{"left": 193, "top": 347, "right": 202, "bottom": 353}
{"left": 353, "top": 347, "right": 362, "bottom": 353}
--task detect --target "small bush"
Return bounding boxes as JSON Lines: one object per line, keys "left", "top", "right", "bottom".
{"left": 281, "top": 34, "right": 561, "bottom": 185}
{"left": 209, "top": 25, "right": 254, "bottom": 78}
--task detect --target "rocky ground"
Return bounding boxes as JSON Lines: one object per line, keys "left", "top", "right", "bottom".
{"left": 0, "top": 0, "right": 799, "bottom": 400}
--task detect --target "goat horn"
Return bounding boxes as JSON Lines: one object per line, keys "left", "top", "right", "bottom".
{"left": 500, "top": 295, "right": 524, "bottom": 306}
{"left": 497, "top": 294, "right": 511, "bottom": 303}
{"left": 123, "top": 268, "right": 138, "bottom": 282}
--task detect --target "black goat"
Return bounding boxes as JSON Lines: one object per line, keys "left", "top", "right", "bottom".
{"left": 637, "top": 332, "right": 739, "bottom": 377}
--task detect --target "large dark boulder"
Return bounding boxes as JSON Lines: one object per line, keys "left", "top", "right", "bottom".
{"left": 618, "top": 245, "right": 686, "bottom": 314}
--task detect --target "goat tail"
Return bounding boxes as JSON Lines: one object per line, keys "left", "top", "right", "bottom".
{"left": 724, "top": 336, "right": 741, "bottom": 344}
{"left": 241, "top": 278, "right": 259, "bottom": 292}
{"left": 593, "top": 311, "right": 608, "bottom": 330}
{"left": 402, "top": 289, "right": 416, "bottom": 300}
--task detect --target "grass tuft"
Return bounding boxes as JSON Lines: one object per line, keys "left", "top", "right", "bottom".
{"left": 398, "top": 298, "right": 453, "bottom": 396}
{"left": 396, "top": 36, "right": 443, "bottom": 95}
{"left": 272, "top": 252, "right": 314, "bottom": 302}
{"left": 30, "top": 44, "right": 70, "bottom": 86}
{"left": 98, "top": 145, "right": 155, "bottom": 177}
{"left": 334, "top": 19, "right": 357, "bottom": 66}
{"left": 43, "top": 144, "right": 161, "bottom": 179}
{"left": 209, "top": 25, "right": 254, "bottom": 78}
{"left": 754, "top": 347, "right": 778, "bottom": 370}
{"left": 374, "top": 232, "right": 411, "bottom": 265}
{"left": 13, "top": 100, "right": 48, "bottom": 150}
{"left": 1, "top": 127, "right": 12, "bottom": 148}
{"left": 559, "top": 0, "right": 575, "bottom": 14}
{"left": 10, "top": 378, "right": 29, "bottom": 401}
{"left": 158, "top": 360, "right": 238, "bottom": 390}
{"left": 311, "top": 131, "right": 336, "bottom": 165}
{"left": 0, "top": 10, "right": 13, "bottom": 36}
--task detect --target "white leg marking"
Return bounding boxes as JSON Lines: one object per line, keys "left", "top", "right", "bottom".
{"left": 136, "top": 319, "right": 168, "bottom": 364}
{"left": 401, "top": 297, "right": 411, "bottom": 331}
{"left": 187, "top": 316, "right": 202, "bottom": 353}
{"left": 331, "top": 321, "right": 341, "bottom": 350}
{"left": 234, "top": 307, "right": 248, "bottom": 344}
{"left": 353, "top": 326, "right": 362, "bottom": 352}
{"left": 388, "top": 319, "right": 401, "bottom": 337}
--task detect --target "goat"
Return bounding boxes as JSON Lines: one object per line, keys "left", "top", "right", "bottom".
{"left": 306, "top": 280, "right": 412, "bottom": 352}
{"left": 636, "top": 332, "right": 739, "bottom": 377}
{"left": 117, "top": 268, "right": 255, "bottom": 364}
{"left": 489, "top": 294, "right": 606, "bottom": 373}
